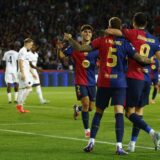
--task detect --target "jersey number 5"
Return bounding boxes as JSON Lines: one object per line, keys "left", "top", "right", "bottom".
{"left": 106, "top": 47, "right": 117, "bottom": 67}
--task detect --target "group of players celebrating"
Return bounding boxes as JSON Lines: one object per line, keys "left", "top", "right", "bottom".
{"left": 2, "top": 12, "right": 160, "bottom": 155}
{"left": 59, "top": 12, "right": 160, "bottom": 155}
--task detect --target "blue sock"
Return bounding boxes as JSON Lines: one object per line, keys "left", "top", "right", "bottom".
{"left": 152, "top": 88, "right": 157, "bottom": 100}
{"left": 115, "top": 113, "right": 124, "bottom": 143}
{"left": 129, "top": 113, "right": 151, "bottom": 134}
{"left": 82, "top": 111, "right": 89, "bottom": 129}
{"left": 90, "top": 112, "right": 102, "bottom": 138}
{"left": 131, "top": 115, "right": 143, "bottom": 142}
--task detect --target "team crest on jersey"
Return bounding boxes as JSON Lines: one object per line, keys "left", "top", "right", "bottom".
{"left": 151, "top": 64, "right": 156, "bottom": 70}
{"left": 82, "top": 60, "right": 90, "bottom": 68}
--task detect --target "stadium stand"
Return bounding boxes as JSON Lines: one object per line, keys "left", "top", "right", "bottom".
{"left": 0, "top": 0, "right": 160, "bottom": 70}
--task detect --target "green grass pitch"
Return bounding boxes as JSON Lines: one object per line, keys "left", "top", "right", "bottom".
{"left": 0, "top": 87, "right": 160, "bottom": 160}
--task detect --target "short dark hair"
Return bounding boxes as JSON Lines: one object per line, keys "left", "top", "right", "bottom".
{"left": 133, "top": 12, "right": 147, "bottom": 27}
{"left": 80, "top": 24, "right": 93, "bottom": 32}
{"left": 109, "top": 17, "right": 122, "bottom": 29}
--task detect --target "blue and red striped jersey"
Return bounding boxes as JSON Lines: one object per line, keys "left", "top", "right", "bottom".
{"left": 91, "top": 36, "right": 136, "bottom": 88}
{"left": 150, "top": 58, "right": 159, "bottom": 81}
{"left": 123, "top": 29, "right": 160, "bottom": 81}
{"left": 64, "top": 46, "right": 99, "bottom": 86}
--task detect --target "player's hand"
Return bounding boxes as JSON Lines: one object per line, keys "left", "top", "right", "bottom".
{"left": 64, "top": 33, "right": 72, "bottom": 41}
{"left": 150, "top": 56, "right": 155, "bottom": 64}
{"left": 37, "top": 68, "right": 43, "bottom": 72}
{"left": 56, "top": 40, "right": 64, "bottom": 49}
{"left": 21, "top": 74, "right": 26, "bottom": 81}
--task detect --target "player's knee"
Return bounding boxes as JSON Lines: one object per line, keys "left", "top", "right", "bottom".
{"left": 96, "top": 107, "right": 104, "bottom": 114}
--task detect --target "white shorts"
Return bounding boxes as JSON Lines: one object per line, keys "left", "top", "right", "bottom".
{"left": 18, "top": 72, "right": 33, "bottom": 89}
{"left": 32, "top": 70, "right": 40, "bottom": 84}
{"left": 5, "top": 72, "right": 19, "bottom": 84}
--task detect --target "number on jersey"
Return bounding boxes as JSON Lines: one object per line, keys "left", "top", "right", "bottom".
{"left": 106, "top": 47, "right": 117, "bottom": 67}
{"left": 8, "top": 56, "right": 12, "bottom": 64}
{"left": 140, "top": 44, "right": 150, "bottom": 57}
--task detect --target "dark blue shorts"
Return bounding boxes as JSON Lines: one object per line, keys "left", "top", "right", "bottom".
{"left": 75, "top": 85, "right": 96, "bottom": 101}
{"left": 126, "top": 78, "right": 150, "bottom": 108}
{"left": 96, "top": 87, "right": 126, "bottom": 110}
{"left": 152, "top": 78, "right": 158, "bottom": 85}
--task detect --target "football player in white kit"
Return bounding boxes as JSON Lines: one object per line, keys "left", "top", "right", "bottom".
{"left": 16, "top": 38, "right": 34, "bottom": 113}
{"left": 29, "top": 43, "right": 48, "bottom": 104}
{"left": 2, "top": 43, "right": 19, "bottom": 103}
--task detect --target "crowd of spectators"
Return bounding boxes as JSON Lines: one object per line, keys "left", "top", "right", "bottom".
{"left": 0, "top": 0, "right": 160, "bottom": 70}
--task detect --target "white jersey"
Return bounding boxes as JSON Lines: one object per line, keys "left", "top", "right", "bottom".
{"left": 28, "top": 51, "right": 40, "bottom": 84}
{"left": 18, "top": 47, "right": 33, "bottom": 88}
{"left": 18, "top": 47, "right": 31, "bottom": 73}
{"left": 28, "top": 51, "right": 38, "bottom": 66}
{"left": 2, "top": 50, "right": 18, "bottom": 74}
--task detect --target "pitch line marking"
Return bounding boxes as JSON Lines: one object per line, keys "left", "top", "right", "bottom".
{"left": 0, "top": 128, "right": 155, "bottom": 150}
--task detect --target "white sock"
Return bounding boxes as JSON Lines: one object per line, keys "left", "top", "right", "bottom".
{"left": 149, "top": 129, "right": 155, "bottom": 138}
{"left": 89, "top": 138, "right": 95, "bottom": 145}
{"left": 36, "top": 85, "right": 44, "bottom": 102}
{"left": 14, "top": 92, "right": 18, "bottom": 101}
{"left": 116, "top": 142, "right": 122, "bottom": 148}
{"left": 85, "top": 128, "right": 90, "bottom": 133}
{"left": 17, "top": 89, "right": 25, "bottom": 105}
{"left": 23, "top": 88, "right": 32, "bottom": 103}
{"left": 7, "top": 93, "right": 12, "bottom": 102}
{"left": 130, "top": 141, "right": 136, "bottom": 145}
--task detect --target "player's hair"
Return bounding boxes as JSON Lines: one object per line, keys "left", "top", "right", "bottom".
{"left": 109, "top": 17, "right": 122, "bottom": 29}
{"left": 80, "top": 24, "right": 93, "bottom": 32}
{"left": 24, "top": 38, "right": 34, "bottom": 44}
{"left": 8, "top": 43, "right": 15, "bottom": 50}
{"left": 133, "top": 12, "right": 147, "bottom": 27}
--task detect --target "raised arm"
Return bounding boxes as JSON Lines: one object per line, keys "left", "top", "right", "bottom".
{"left": 105, "top": 28, "right": 123, "bottom": 36}
{"left": 64, "top": 33, "right": 93, "bottom": 52}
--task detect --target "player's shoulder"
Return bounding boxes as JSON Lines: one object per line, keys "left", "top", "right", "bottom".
{"left": 19, "top": 47, "right": 27, "bottom": 53}
{"left": 146, "top": 32, "right": 159, "bottom": 42}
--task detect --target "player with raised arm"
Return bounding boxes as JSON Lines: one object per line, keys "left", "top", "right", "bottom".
{"left": 16, "top": 38, "right": 34, "bottom": 113}
{"left": 64, "top": 17, "right": 155, "bottom": 155}
{"left": 106, "top": 12, "right": 160, "bottom": 152}
{"left": 29, "top": 43, "right": 48, "bottom": 104}
{"left": 59, "top": 25, "right": 99, "bottom": 138}
{"left": 2, "top": 43, "right": 19, "bottom": 103}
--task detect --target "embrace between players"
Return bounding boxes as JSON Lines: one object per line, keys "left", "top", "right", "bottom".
{"left": 59, "top": 12, "right": 160, "bottom": 155}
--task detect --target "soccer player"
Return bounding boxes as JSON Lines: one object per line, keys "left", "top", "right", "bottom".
{"left": 16, "top": 38, "right": 34, "bottom": 113}
{"left": 150, "top": 58, "right": 159, "bottom": 104}
{"left": 106, "top": 12, "right": 160, "bottom": 152}
{"left": 64, "top": 17, "right": 154, "bottom": 154}
{"left": 2, "top": 43, "right": 19, "bottom": 103}
{"left": 29, "top": 43, "right": 48, "bottom": 104}
{"left": 59, "top": 25, "right": 99, "bottom": 137}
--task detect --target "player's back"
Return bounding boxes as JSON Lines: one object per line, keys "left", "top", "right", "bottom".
{"left": 3, "top": 50, "right": 18, "bottom": 73}
{"left": 123, "top": 29, "right": 160, "bottom": 80}
{"left": 91, "top": 35, "right": 135, "bottom": 87}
